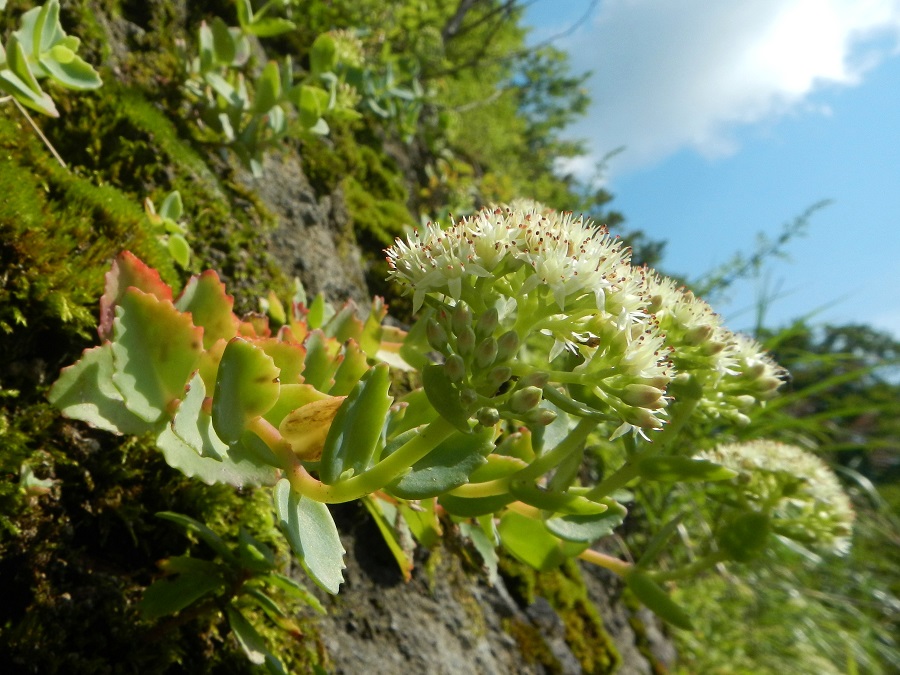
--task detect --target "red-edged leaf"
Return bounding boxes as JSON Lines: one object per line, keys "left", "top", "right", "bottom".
{"left": 212, "top": 338, "right": 280, "bottom": 444}
{"left": 110, "top": 289, "right": 203, "bottom": 423}
{"left": 255, "top": 338, "right": 307, "bottom": 385}
{"left": 99, "top": 252, "right": 173, "bottom": 341}
{"left": 175, "top": 270, "right": 240, "bottom": 349}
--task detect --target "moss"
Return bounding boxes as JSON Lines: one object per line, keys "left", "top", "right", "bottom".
{"left": 502, "top": 616, "right": 563, "bottom": 672}
{"left": 499, "top": 555, "right": 622, "bottom": 675}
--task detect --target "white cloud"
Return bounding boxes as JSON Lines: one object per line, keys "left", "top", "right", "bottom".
{"left": 552, "top": 0, "right": 900, "bottom": 180}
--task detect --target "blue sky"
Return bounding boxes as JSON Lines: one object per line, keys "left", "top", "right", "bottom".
{"left": 524, "top": 0, "right": 900, "bottom": 338}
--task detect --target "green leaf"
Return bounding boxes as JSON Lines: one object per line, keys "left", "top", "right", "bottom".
{"left": 235, "top": 0, "right": 253, "bottom": 29}
{"left": 329, "top": 340, "right": 369, "bottom": 395}
{"left": 625, "top": 570, "right": 693, "bottom": 630}
{"left": 140, "top": 572, "right": 223, "bottom": 620}
{"left": 156, "top": 511, "right": 236, "bottom": 562}
{"left": 300, "top": 330, "right": 339, "bottom": 391}
{"left": 245, "top": 17, "right": 297, "bottom": 38}
{"left": 167, "top": 234, "right": 191, "bottom": 268}
{"left": 110, "top": 290, "right": 202, "bottom": 423}
{"left": 159, "top": 191, "right": 183, "bottom": 221}
{"left": 5, "top": 34, "right": 43, "bottom": 94}
{"left": 256, "top": 338, "right": 307, "bottom": 386}
{"left": 100, "top": 251, "right": 174, "bottom": 341}
{"left": 252, "top": 61, "right": 281, "bottom": 114}
{"left": 422, "top": 364, "right": 470, "bottom": 432}
{"left": 459, "top": 522, "right": 499, "bottom": 585}
{"left": 273, "top": 479, "right": 345, "bottom": 594}
{"left": 237, "top": 528, "right": 276, "bottom": 572}
{"left": 498, "top": 511, "right": 588, "bottom": 572}
{"left": 212, "top": 338, "right": 280, "bottom": 445}
{"left": 157, "top": 421, "right": 280, "bottom": 487}
{"left": 171, "top": 373, "right": 228, "bottom": 460}
{"left": 545, "top": 500, "right": 628, "bottom": 543}
{"left": 262, "top": 572, "right": 325, "bottom": 614}
{"left": 175, "top": 270, "right": 239, "bottom": 349}
{"left": 0, "top": 68, "right": 57, "bottom": 116}
{"left": 210, "top": 17, "right": 236, "bottom": 65}
{"left": 362, "top": 496, "right": 414, "bottom": 581}
{"left": 49, "top": 344, "right": 156, "bottom": 435}
{"left": 309, "top": 34, "right": 337, "bottom": 76}
{"left": 39, "top": 51, "right": 101, "bottom": 90}
{"left": 319, "top": 364, "right": 392, "bottom": 484}
{"left": 264, "top": 383, "right": 330, "bottom": 428}
{"left": 295, "top": 84, "right": 329, "bottom": 128}
{"left": 225, "top": 607, "right": 268, "bottom": 666}
{"left": 636, "top": 456, "right": 737, "bottom": 483}
{"left": 388, "top": 427, "right": 492, "bottom": 499}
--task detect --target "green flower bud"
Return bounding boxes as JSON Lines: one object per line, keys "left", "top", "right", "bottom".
{"left": 510, "top": 386, "right": 543, "bottom": 413}
{"left": 520, "top": 372, "right": 550, "bottom": 388}
{"left": 426, "top": 318, "right": 449, "bottom": 351}
{"left": 524, "top": 407, "right": 557, "bottom": 426}
{"left": 475, "top": 307, "right": 499, "bottom": 338}
{"left": 684, "top": 324, "right": 714, "bottom": 346}
{"left": 444, "top": 354, "right": 467, "bottom": 383}
{"left": 488, "top": 365, "right": 513, "bottom": 388}
{"left": 475, "top": 337, "right": 498, "bottom": 368}
{"left": 496, "top": 330, "right": 520, "bottom": 362}
{"left": 457, "top": 326, "right": 476, "bottom": 356}
{"left": 622, "top": 384, "right": 666, "bottom": 408}
{"left": 459, "top": 387, "right": 479, "bottom": 408}
{"left": 452, "top": 302, "right": 472, "bottom": 336}
{"left": 475, "top": 407, "right": 500, "bottom": 426}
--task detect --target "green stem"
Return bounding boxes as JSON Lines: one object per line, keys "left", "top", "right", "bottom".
{"left": 249, "top": 415, "right": 457, "bottom": 503}
{"left": 513, "top": 417, "right": 599, "bottom": 483}
{"left": 648, "top": 550, "right": 728, "bottom": 582}
{"left": 578, "top": 548, "right": 633, "bottom": 577}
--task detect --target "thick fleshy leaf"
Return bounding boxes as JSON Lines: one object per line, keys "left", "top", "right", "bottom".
{"left": 172, "top": 373, "right": 228, "bottom": 460}
{"left": 49, "top": 344, "right": 156, "bottom": 435}
{"left": 156, "top": 511, "right": 235, "bottom": 561}
{"left": 273, "top": 479, "right": 345, "bottom": 594}
{"left": 422, "top": 364, "right": 470, "bottom": 432}
{"left": 175, "top": 270, "right": 239, "bottom": 349}
{"left": 140, "top": 572, "right": 224, "bottom": 620}
{"left": 251, "top": 61, "right": 281, "bottom": 114}
{"left": 159, "top": 191, "right": 183, "bottom": 221}
{"left": 545, "top": 500, "right": 628, "bottom": 543}
{"left": 300, "top": 330, "right": 340, "bottom": 390}
{"left": 236, "top": 528, "right": 277, "bottom": 573}
{"left": 498, "top": 511, "right": 588, "bottom": 572}
{"left": 157, "top": 422, "right": 279, "bottom": 487}
{"left": 278, "top": 396, "right": 346, "bottom": 460}
{"left": 309, "top": 33, "right": 337, "bottom": 75}
{"left": 319, "top": 364, "right": 393, "bottom": 484}
{"left": 167, "top": 234, "right": 190, "bottom": 269}
{"left": 0, "top": 67, "right": 56, "bottom": 116}
{"left": 329, "top": 340, "right": 368, "bottom": 395}
{"left": 438, "top": 492, "right": 514, "bottom": 518}
{"left": 625, "top": 570, "right": 693, "bottom": 630}
{"left": 99, "top": 252, "right": 173, "bottom": 341}
{"left": 388, "top": 427, "right": 493, "bottom": 500}
{"left": 111, "top": 290, "right": 202, "bottom": 423}
{"left": 256, "top": 338, "right": 306, "bottom": 385}
{"left": 245, "top": 17, "right": 296, "bottom": 38}
{"left": 264, "top": 383, "right": 330, "bottom": 429}
{"left": 212, "top": 338, "right": 280, "bottom": 445}
{"left": 39, "top": 51, "right": 101, "bottom": 90}
{"left": 636, "top": 456, "right": 737, "bottom": 483}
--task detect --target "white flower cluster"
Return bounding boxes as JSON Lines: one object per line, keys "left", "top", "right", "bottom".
{"left": 699, "top": 441, "right": 854, "bottom": 555}
{"left": 385, "top": 203, "right": 784, "bottom": 438}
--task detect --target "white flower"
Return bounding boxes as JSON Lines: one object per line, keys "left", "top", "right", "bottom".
{"left": 698, "top": 440, "right": 854, "bottom": 555}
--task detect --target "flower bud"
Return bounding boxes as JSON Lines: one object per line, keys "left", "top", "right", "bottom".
{"left": 426, "top": 319, "right": 449, "bottom": 351}
{"left": 684, "top": 324, "right": 714, "bottom": 346}
{"left": 495, "top": 330, "right": 520, "bottom": 362}
{"left": 623, "top": 406, "right": 664, "bottom": 430}
{"left": 475, "top": 337, "right": 498, "bottom": 368}
{"left": 488, "top": 366, "right": 513, "bottom": 388}
{"left": 524, "top": 407, "right": 557, "bottom": 426}
{"left": 459, "top": 387, "right": 479, "bottom": 408}
{"left": 510, "top": 386, "right": 543, "bottom": 413}
{"left": 444, "top": 354, "right": 467, "bottom": 383}
{"left": 452, "top": 302, "right": 472, "bottom": 336}
{"left": 520, "top": 371, "right": 550, "bottom": 388}
{"left": 475, "top": 307, "right": 499, "bottom": 338}
{"left": 456, "top": 326, "right": 476, "bottom": 356}
{"left": 475, "top": 407, "right": 500, "bottom": 426}
{"left": 622, "top": 384, "right": 666, "bottom": 408}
